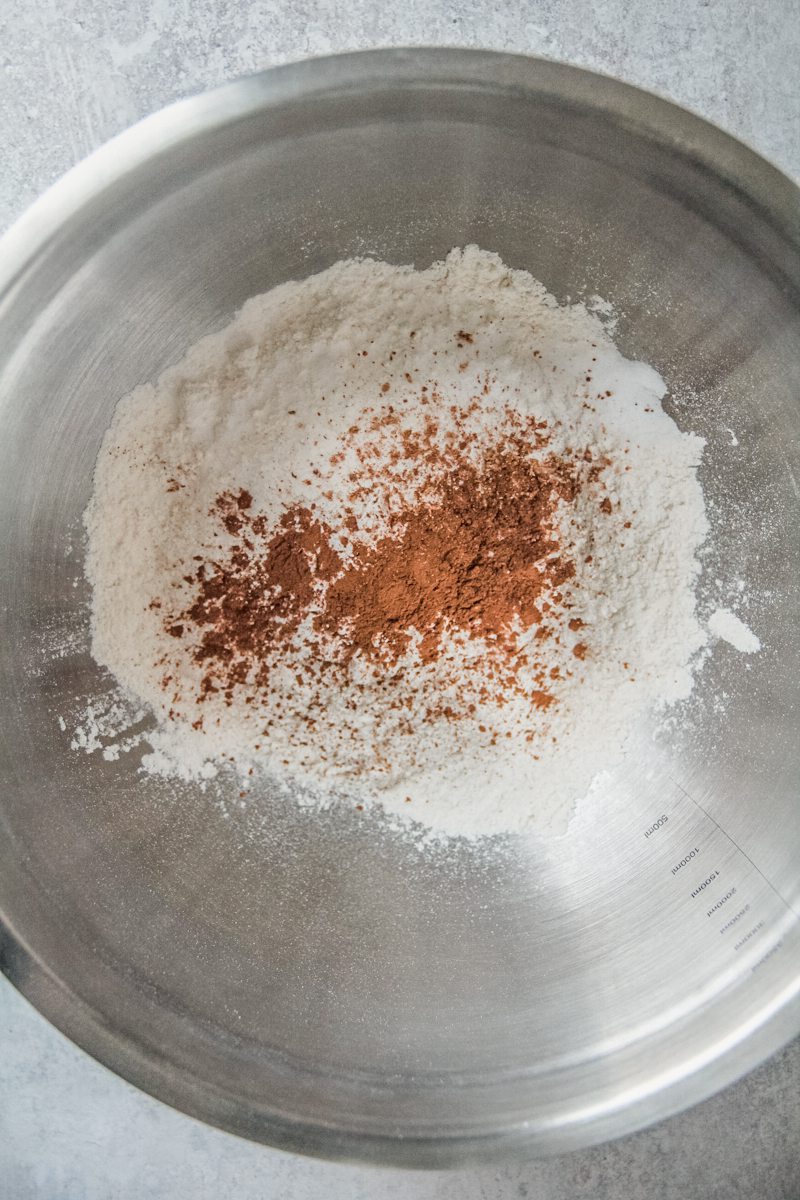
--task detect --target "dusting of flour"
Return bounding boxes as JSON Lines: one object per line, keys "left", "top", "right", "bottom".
{"left": 708, "top": 608, "right": 761, "bottom": 653}
{"left": 82, "top": 248, "right": 711, "bottom": 839}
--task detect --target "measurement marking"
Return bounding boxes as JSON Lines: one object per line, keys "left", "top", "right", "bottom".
{"left": 734, "top": 921, "right": 765, "bottom": 953}
{"left": 671, "top": 779, "right": 799, "bottom": 918}
{"left": 690, "top": 870, "right": 719, "bottom": 898}
{"left": 719, "top": 904, "right": 750, "bottom": 935}
{"left": 707, "top": 887, "right": 736, "bottom": 918}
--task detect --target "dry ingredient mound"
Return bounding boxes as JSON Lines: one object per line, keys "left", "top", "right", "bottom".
{"left": 83, "top": 247, "right": 709, "bottom": 839}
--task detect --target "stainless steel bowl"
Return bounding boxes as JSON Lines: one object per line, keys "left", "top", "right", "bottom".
{"left": 1, "top": 49, "right": 799, "bottom": 1167}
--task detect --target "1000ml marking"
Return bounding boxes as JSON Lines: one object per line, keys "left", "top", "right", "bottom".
{"left": 671, "top": 847, "right": 700, "bottom": 875}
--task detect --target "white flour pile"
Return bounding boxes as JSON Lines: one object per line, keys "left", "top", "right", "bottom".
{"left": 83, "top": 247, "right": 712, "bottom": 839}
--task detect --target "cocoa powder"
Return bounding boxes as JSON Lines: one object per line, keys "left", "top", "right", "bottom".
{"left": 317, "top": 440, "right": 577, "bottom": 670}
{"left": 165, "top": 405, "right": 594, "bottom": 711}
{"left": 186, "top": 493, "right": 339, "bottom": 698}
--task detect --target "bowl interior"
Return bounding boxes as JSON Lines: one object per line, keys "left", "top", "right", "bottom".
{"left": 1, "top": 51, "right": 799, "bottom": 1164}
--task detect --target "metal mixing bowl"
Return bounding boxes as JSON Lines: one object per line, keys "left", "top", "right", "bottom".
{"left": 1, "top": 49, "right": 799, "bottom": 1167}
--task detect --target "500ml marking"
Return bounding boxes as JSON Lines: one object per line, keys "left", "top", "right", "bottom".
{"left": 644, "top": 814, "right": 669, "bottom": 839}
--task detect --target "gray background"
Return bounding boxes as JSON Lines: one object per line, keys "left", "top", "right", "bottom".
{"left": 1, "top": 1, "right": 799, "bottom": 1196}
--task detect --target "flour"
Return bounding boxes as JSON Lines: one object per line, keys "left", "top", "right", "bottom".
{"left": 83, "top": 247, "right": 714, "bottom": 839}
{"left": 708, "top": 608, "right": 761, "bottom": 653}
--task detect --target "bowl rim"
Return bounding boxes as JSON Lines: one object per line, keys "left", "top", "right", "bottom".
{"left": 1, "top": 46, "right": 799, "bottom": 1168}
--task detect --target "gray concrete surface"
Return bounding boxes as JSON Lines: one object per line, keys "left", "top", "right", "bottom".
{"left": 2, "top": 979, "right": 799, "bottom": 1198}
{"left": 1, "top": 0, "right": 799, "bottom": 1196}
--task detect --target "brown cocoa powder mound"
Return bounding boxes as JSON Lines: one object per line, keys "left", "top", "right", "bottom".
{"left": 316, "top": 440, "right": 577, "bottom": 667}
{"left": 186, "top": 490, "right": 341, "bottom": 696}
{"left": 169, "top": 432, "right": 583, "bottom": 707}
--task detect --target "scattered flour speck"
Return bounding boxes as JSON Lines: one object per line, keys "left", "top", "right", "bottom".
{"left": 708, "top": 608, "right": 761, "bottom": 654}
